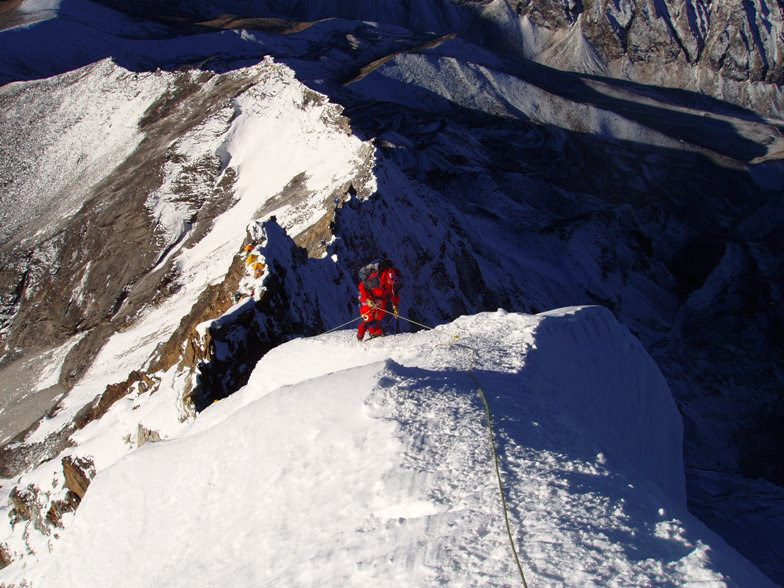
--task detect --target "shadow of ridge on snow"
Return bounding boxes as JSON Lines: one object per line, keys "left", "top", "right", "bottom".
{"left": 369, "top": 322, "right": 769, "bottom": 584}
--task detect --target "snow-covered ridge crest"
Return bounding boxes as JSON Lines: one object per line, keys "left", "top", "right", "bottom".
{"left": 0, "top": 55, "right": 376, "bottom": 570}
{"left": 14, "top": 56, "right": 372, "bottom": 444}
{"left": 1, "top": 307, "right": 773, "bottom": 586}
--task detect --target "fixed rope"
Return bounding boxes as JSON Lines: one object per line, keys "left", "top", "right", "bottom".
{"left": 364, "top": 307, "right": 529, "bottom": 587}
{"left": 459, "top": 343, "right": 529, "bottom": 588}
{"left": 322, "top": 316, "right": 362, "bottom": 335}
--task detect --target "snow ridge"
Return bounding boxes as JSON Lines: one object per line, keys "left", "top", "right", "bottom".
{"left": 3, "top": 307, "right": 773, "bottom": 586}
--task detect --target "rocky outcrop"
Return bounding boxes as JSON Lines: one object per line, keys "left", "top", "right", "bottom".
{"left": 188, "top": 219, "right": 329, "bottom": 410}
{"left": 73, "top": 372, "right": 159, "bottom": 430}
{"left": 135, "top": 424, "right": 161, "bottom": 448}
{"left": 8, "top": 486, "right": 47, "bottom": 535}
{"left": 0, "top": 543, "right": 12, "bottom": 570}
{"left": 501, "top": 0, "right": 784, "bottom": 115}
{"left": 1, "top": 456, "right": 94, "bottom": 567}
{"left": 0, "top": 62, "right": 264, "bottom": 475}
{"left": 45, "top": 492, "right": 80, "bottom": 530}
{"left": 61, "top": 455, "right": 95, "bottom": 500}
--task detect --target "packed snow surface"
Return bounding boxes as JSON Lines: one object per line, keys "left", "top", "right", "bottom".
{"left": 7, "top": 307, "right": 772, "bottom": 587}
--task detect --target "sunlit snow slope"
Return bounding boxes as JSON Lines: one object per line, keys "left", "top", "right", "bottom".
{"left": 11, "top": 307, "right": 772, "bottom": 587}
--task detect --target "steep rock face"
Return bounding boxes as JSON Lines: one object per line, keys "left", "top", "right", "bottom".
{"left": 61, "top": 456, "right": 95, "bottom": 500}
{"left": 0, "top": 65, "right": 252, "bottom": 363}
{"left": 497, "top": 0, "right": 783, "bottom": 85}
{"left": 0, "top": 63, "right": 259, "bottom": 451}
{"left": 500, "top": 0, "right": 784, "bottom": 115}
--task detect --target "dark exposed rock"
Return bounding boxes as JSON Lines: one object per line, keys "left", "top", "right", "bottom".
{"left": 0, "top": 542, "right": 12, "bottom": 569}
{"left": 8, "top": 485, "right": 48, "bottom": 535}
{"left": 73, "top": 371, "right": 159, "bottom": 431}
{"left": 190, "top": 249, "right": 312, "bottom": 410}
{"left": 62, "top": 455, "right": 95, "bottom": 500}
{"left": 3, "top": 457, "right": 93, "bottom": 555}
{"left": 148, "top": 252, "right": 247, "bottom": 414}
{"left": 46, "top": 491, "right": 81, "bottom": 529}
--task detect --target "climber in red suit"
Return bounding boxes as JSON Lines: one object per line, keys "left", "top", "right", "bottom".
{"left": 357, "top": 259, "right": 401, "bottom": 341}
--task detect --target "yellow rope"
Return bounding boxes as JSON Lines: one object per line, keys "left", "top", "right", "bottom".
{"left": 465, "top": 363, "right": 529, "bottom": 587}
{"left": 324, "top": 307, "right": 530, "bottom": 585}
{"left": 381, "top": 309, "right": 529, "bottom": 587}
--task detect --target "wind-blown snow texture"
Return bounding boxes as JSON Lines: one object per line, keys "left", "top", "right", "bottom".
{"left": 6, "top": 308, "right": 774, "bottom": 587}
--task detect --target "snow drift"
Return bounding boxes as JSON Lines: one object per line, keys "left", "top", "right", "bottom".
{"left": 6, "top": 307, "right": 772, "bottom": 587}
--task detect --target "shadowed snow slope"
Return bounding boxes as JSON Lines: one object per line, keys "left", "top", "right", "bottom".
{"left": 15, "top": 307, "right": 772, "bottom": 587}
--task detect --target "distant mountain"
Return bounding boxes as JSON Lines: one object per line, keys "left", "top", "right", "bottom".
{"left": 87, "top": 0, "right": 784, "bottom": 115}
{"left": 4, "top": 0, "right": 784, "bottom": 114}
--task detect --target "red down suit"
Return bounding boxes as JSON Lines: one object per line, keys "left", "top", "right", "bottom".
{"left": 358, "top": 267, "right": 401, "bottom": 339}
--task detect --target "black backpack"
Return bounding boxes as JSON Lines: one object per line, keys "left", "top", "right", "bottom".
{"left": 358, "top": 260, "right": 382, "bottom": 290}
